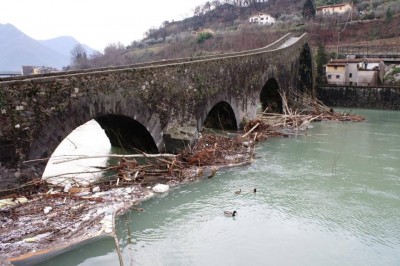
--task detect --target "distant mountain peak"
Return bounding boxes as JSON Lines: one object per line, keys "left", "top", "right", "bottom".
{"left": 39, "top": 36, "right": 97, "bottom": 57}
{"left": 0, "top": 23, "right": 95, "bottom": 72}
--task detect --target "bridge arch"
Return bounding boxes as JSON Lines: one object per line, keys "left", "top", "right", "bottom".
{"left": 28, "top": 94, "right": 164, "bottom": 165}
{"left": 203, "top": 101, "right": 238, "bottom": 130}
{"left": 259, "top": 78, "right": 283, "bottom": 114}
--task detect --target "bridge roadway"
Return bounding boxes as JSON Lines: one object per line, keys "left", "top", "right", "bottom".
{"left": 0, "top": 32, "right": 313, "bottom": 189}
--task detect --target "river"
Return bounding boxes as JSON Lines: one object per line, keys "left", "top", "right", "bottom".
{"left": 39, "top": 109, "right": 400, "bottom": 266}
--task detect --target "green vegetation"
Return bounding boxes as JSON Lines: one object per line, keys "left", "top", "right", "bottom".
{"left": 384, "top": 67, "right": 400, "bottom": 85}
{"left": 302, "top": 0, "right": 316, "bottom": 20}
{"left": 0, "top": 91, "right": 5, "bottom": 109}
{"left": 315, "top": 43, "right": 328, "bottom": 83}
{"left": 314, "top": 0, "right": 341, "bottom": 7}
{"left": 391, "top": 67, "right": 400, "bottom": 75}
{"left": 386, "top": 7, "right": 393, "bottom": 22}
{"left": 197, "top": 32, "right": 213, "bottom": 44}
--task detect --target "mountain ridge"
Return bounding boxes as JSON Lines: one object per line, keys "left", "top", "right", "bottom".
{"left": 0, "top": 23, "right": 95, "bottom": 72}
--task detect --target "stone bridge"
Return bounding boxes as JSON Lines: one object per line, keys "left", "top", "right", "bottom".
{"left": 0, "top": 33, "right": 313, "bottom": 188}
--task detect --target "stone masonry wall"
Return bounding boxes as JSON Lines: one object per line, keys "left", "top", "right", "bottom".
{"left": 317, "top": 86, "right": 400, "bottom": 110}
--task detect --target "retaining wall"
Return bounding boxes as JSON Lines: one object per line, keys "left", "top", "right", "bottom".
{"left": 317, "top": 85, "right": 400, "bottom": 110}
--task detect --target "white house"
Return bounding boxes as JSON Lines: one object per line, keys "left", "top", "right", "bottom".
{"left": 249, "top": 13, "right": 276, "bottom": 25}
{"left": 316, "top": 3, "right": 353, "bottom": 16}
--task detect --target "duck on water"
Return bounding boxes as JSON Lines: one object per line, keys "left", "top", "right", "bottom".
{"left": 224, "top": 210, "right": 237, "bottom": 217}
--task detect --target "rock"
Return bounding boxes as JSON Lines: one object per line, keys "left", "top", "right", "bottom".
{"left": 44, "top": 206, "right": 53, "bottom": 214}
{"left": 242, "top": 141, "right": 252, "bottom": 147}
{"left": 92, "top": 186, "right": 100, "bottom": 193}
{"left": 152, "top": 184, "right": 170, "bottom": 193}
{"left": 100, "top": 215, "right": 114, "bottom": 234}
{"left": 64, "top": 183, "right": 72, "bottom": 193}
{"left": 14, "top": 171, "right": 21, "bottom": 179}
{"left": 0, "top": 197, "right": 28, "bottom": 208}
{"left": 24, "top": 237, "right": 37, "bottom": 243}
{"left": 124, "top": 187, "right": 133, "bottom": 194}
{"left": 104, "top": 227, "right": 113, "bottom": 234}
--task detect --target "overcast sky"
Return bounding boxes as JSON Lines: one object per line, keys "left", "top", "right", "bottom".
{"left": 0, "top": 0, "right": 207, "bottom": 51}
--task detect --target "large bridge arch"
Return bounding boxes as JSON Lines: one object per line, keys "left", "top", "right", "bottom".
{"left": 28, "top": 94, "right": 164, "bottom": 168}
{"left": 95, "top": 115, "right": 158, "bottom": 153}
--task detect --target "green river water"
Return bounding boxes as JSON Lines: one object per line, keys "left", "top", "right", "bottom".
{"left": 39, "top": 109, "right": 400, "bottom": 266}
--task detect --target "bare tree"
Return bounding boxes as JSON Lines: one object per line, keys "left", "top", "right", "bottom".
{"left": 70, "top": 44, "right": 89, "bottom": 69}
{"left": 204, "top": 1, "right": 211, "bottom": 12}
{"left": 194, "top": 5, "right": 202, "bottom": 16}
{"left": 212, "top": 0, "right": 221, "bottom": 8}
{"left": 101, "top": 42, "right": 128, "bottom": 66}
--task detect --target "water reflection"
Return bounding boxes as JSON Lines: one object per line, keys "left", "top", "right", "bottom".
{"left": 42, "top": 120, "right": 111, "bottom": 186}
{"left": 38, "top": 238, "right": 118, "bottom": 266}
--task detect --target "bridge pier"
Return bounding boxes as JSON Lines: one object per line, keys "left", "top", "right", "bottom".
{"left": 163, "top": 126, "right": 198, "bottom": 153}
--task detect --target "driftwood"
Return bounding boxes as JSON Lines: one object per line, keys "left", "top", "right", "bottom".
{"left": 24, "top": 153, "right": 177, "bottom": 165}
{"left": 242, "top": 89, "right": 365, "bottom": 142}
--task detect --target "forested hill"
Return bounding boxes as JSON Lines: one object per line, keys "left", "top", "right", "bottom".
{"left": 143, "top": 0, "right": 304, "bottom": 41}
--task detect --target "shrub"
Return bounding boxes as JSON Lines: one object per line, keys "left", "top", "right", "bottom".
{"left": 165, "top": 36, "right": 175, "bottom": 44}
{"left": 391, "top": 67, "right": 400, "bottom": 75}
{"left": 361, "top": 11, "right": 375, "bottom": 20}
{"left": 197, "top": 32, "right": 213, "bottom": 44}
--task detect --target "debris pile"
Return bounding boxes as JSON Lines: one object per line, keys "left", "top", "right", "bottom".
{"left": 243, "top": 90, "right": 366, "bottom": 141}
{"left": 179, "top": 133, "right": 252, "bottom": 166}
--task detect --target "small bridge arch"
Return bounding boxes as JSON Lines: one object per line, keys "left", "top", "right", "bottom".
{"left": 203, "top": 101, "right": 238, "bottom": 130}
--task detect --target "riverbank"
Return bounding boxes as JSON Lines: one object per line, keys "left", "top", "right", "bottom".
{"left": 1, "top": 184, "right": 151, "bottom": 263}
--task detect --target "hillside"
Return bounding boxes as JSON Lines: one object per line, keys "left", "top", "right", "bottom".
{"left": 70, "top": 0, "right": 400, "bottom": 69}
{"left": 144, "top": 1, "right": 304, "bottom": 41}
{"left": 142, "top": 0, "right": 400, "bottom": 51}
